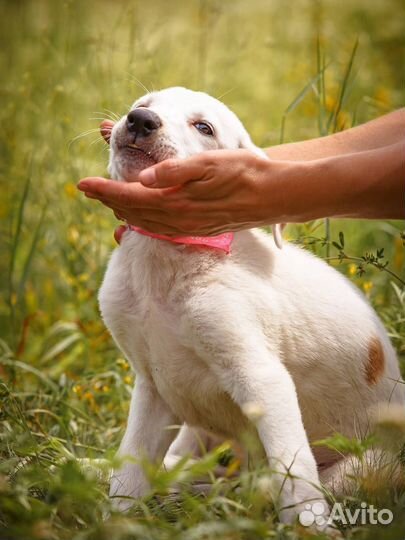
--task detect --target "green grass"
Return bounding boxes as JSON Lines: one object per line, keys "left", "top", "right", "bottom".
{"left": 0, "top": 0, "right": 405, "bottom": 538}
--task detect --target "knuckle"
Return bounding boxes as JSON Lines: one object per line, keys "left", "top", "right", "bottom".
{"left": 162, "top": 158, "right": 180, "bottom": 174}
{"left": 197, "top": 154, "right": 215, "bottom": 170}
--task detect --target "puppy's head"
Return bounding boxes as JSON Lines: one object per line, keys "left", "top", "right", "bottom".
{"left": 108, "top": 86, "right": 265, "bottom": 182}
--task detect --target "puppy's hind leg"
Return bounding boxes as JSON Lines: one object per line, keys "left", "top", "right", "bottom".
{"left": 163, "top": 425, "right": 233, "bottom": 488}
{"left": 320, "top": 448, "right": 403, "bottom": 497}
{"left": 164, "top": 425, "right": 210, "bottom": 471}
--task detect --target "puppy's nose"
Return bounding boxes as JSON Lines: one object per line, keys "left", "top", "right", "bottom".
{"left": 126, "top": 108, "right": 161, "bottom": 137}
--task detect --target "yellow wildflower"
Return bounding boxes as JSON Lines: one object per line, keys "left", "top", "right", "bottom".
{"left": 117, "top": 358, "right": 130, "bottom": 371}
{"left": 72, "top": 385, "right": 82, "bottom": 395}
{"left": 374, "top": 87, "right": 391, "bottom": 107}
{"left": 67, "top": 226, "right": 79, "bottom": 244}
{"left": 363, "top": 281, "right": 373, "bottom": 293}
{"left": 348, "top": 263, "right": 357, "bottom": 276}
{"left": 64, "top": 182, "right": 77, "bottom": 199}
{"left": 226, "top": 458, "right": 241, "bottom": 477}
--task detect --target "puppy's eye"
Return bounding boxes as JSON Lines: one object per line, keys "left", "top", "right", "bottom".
{"left": 193, "top": 122, "right": 214, "bottom": 136}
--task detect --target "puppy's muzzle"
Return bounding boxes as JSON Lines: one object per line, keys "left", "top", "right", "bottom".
{"left": 126, "top": 108, "right": 162, "bottom": 139}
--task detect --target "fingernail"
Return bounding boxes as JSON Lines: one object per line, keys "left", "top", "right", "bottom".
{"left": 139, "top": 168, "right": 156, "bottom": 186}
{"left": 78, "top": 181, "right": 88, "bottom": 190}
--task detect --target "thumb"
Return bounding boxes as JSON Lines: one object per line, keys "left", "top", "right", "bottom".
{"left": 138, "top": 157, "right": 205, "bottom": 188}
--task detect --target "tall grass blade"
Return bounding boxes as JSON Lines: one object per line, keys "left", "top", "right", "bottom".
{"left": 0, "top": 357, "right": 58, "bottom": 391}
{"left": 328, "top": 38, "right": 359, "bottom": 133}
{"left": 7, "top": 161, "right": 33, "bottom": 345}
{"left": 279, "top": 65, "right": 329, "bottom": 143}
{"left": 18, "top": 203, "right": 48, "bottom": 301}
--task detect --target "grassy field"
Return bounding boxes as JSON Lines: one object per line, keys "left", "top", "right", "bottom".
{"left": 1, "top": 0, "right": 405, "bottom": 538}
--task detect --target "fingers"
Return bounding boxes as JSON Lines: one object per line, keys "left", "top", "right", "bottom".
{"left": 77, "top": 177, "right": 166, "bottom": 208}
{"left": 78, "top": 177, "right": 109, "bottom": 193}
{"left": 137, "top": 149, "right": 251, "bottom": 189}
{"left": 138, "top": 153, "right": 212, "bottom": 188}
{"left": 100, "top": 120, "right": 114, "bottom": 144}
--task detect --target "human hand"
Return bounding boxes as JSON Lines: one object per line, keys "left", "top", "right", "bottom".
{"left": 78, "top": 120, "right": 281, "bottom": 236}
{"left": 79, "top": 109, "right": 405, "bottom": 240}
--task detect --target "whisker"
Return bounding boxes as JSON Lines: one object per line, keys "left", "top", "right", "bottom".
{"left": 79, "top": 128, "right": 102, "bottom": 135}
{"left": 125, "top": 73, "right": 150, "bottom": 94}
{"left": 216, "top": 86, "right": 238, "bottom": 101}
{"left": 89, "top": 137, "right": 106, "bottom": 148}
{"left": 89, "top": 117, "right": 116, "bottom": 123}
{"left": 68, "top": 128, "right": 112, "bottom": 149}
{"left": 93, "top": 109, "right": 120, "bottom": 122}
{"left": 68, "top": 129, "right": 104, "bottom": 148}
{"left": 102, "top": 108, "right": 120, "bottom": 121}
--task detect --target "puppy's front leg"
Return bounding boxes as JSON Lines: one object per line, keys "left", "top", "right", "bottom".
{"left": 110, "top": 375, "right": 178, "bottom": 511}
{"left": 228, "top": 355, "right": 328, "bottom": 524}
{"left": 188, "top": 300, "right": 329, "bottom": 527}
{"left": 228, "top": 353, "right": 328, "bottom": 524}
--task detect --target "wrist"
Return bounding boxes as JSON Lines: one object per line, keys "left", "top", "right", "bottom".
{"left": 259, "top": 159, "right": 319, "bottom": 224}
{"left": 282, "top": 156, "right": 366, "bottom": 222}
{"left": 259, "top": 157, "right": 351, "bottom": 224}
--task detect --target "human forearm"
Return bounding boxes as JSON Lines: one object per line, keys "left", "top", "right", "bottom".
{"left": 266, "top": 109, "right": 405, "bottom": 161}
{"left": 79, "top": 111, "right": 404, "bottom": 236}
{"left": 269, "top": 141, "right": 405, "bottom": 223}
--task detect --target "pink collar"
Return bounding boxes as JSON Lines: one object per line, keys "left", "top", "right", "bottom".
{"left": 128, "top": 225, "right": 234, "bottom": 254}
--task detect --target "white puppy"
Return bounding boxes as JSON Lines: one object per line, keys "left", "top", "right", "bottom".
{"left": 98, "top": 87, "right": 404, "bottom": 527}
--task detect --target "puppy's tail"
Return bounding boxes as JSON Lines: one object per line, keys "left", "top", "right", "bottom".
{"left": 272, "top": 224, "right": 283, "bottom": 249}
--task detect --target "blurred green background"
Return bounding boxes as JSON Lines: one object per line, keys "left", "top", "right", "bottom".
{"left": 0, "top": 1, "right": 404, "bottom": 538}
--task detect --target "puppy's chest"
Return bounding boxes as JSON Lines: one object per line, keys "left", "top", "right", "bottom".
{"left": 103, "top": 269, "right": 184, "bottom": 372}
{"left": 102, "top": 264, "right": 234, "bottom": 427}
{"left": 100, "top": 238, "right": 214, "bottom": 375}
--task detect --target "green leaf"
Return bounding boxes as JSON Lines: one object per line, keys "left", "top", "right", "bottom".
{"left": 313, "top": 432, "right": 375, "bottom": 459}
{"left": 41, "top": 333, "right": 82, "bottom": 364}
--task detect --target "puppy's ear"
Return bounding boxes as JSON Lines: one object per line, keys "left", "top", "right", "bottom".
{"left": 238, "top": 133, "right": 283, "bottom": 249}
{"left": 100, "top": 120, "right": 114, "bottom": 144}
